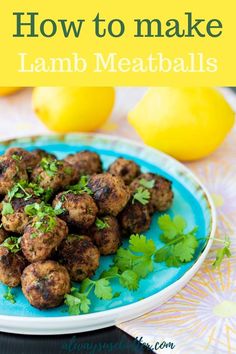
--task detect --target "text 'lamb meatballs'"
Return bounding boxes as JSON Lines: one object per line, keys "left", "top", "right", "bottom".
{"left": 21, "top": 260, "right": 70, "bottom": 309}
{"left": 65, "top": 150, "right": 102, "bottom": 177}
{"left": 88, "top": 173, "right": 130, "bottom": 216}
{"left": 1, "top": 191, "right": 41, "bottom": 234}
{"left": 0, "top": 245, "right": 27, "bottom": 287}
{"left": 108, "top": 157, "right": 141, "bottom": 185}
{"left": 21, "top": 216, "right": 68, "bottom": 263}
{"left": 53, "top": 192, "right": 98, "bottom": 230}
{"left": 90, "top": 216, "right": 121, "bottom": 255}
{"left": 130, "top": 173, "right": 174, "bottom": 213}
{"left": 58, "top": 235, "right": 100, "bottom": 282}
{"left": 0, "top": 155, "right": 28, "bottom": 195}
{"left": 119, "top": 200, "right": 151, "bottom": 236}
{"left": 31, "top": 158, "right": 76, "bottom": 192}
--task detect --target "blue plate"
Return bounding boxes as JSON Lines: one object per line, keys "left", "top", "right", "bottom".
{"left": 0, "top": 134, "right": 216, "bottom": 334}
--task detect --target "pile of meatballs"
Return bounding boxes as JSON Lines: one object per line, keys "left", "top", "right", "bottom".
{"left": 0, "top": 146, "right": 173, "bottom": 310}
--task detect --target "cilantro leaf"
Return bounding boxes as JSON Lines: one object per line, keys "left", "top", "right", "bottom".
{"left": 64, "top": 294, "right": 81, "bottom": 315}
{"left": 173, "top": 234, "right": 198, "bottom": 262}
{"left": 129, "top": 234, "right": 156, "bottom": 256}
{"left": 139, "top": 178, "right": 155, "bottom": 189}
{"left": 119, "top": 270, "right": 139, "bottom": 291}
{"left": 154, "top": 247, "right": 169, "bottom": 262}
{"left": 3, "top": 287, "right": 16, "bottom": 304}
{"left": 158, "top": 214, "right": 187, "bottom": 241}
{"left": 2, "top": 202, "right": 14, "bottom": 216}
{"left": 132, "top": 187, "right": 150, "bottom": 205}
{"left": 94, "top": 279, "right": 113, "bottom": 300}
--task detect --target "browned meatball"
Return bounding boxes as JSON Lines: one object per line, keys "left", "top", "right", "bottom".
{"left": 88, "top": 173, "right": 130, "bottom": 216}
{"left": 6, "top": 147, "right": 39, "bottom": 171}
{"left": 0, "top": 245, "right": 27, "bottom": 287}
{"left": 21, "top": 216, "right": 68, "bottom": 263}
{"left": 0, "top": 155, "right": 28, "bottom": 195}
{"left": 119, "top": 200, "right": 151, "bottom": 236}
{"left": 58, "top": 235, "right": 100, "bottom": 282}
{"left": 130, "top": 173, "right": 174, "bottom": 213}
{"left": 65, "top": 150, "right": 102, "bottom": 177}
{"left": 31, "top": 158, "right": 76, "bottom": 192}
{"left": 30, "top": 149, "right": 56, "bottom": 164}
{"left": 1, "top": 191, "right": 41, "bottom": 234}
{"left": 108, "top": 158, "right": 140, "bottom": 185}
{"left": 90, "top": 216, "right": 121, "bottom": 255}
{"left": 52, "top": 192, "right": 97, "bottom": 230}
{"left": 0, "top": 226, "right": 8, "bottom": 243}
{"left": 21, "top": 260, "right": 70, "bottom": 309}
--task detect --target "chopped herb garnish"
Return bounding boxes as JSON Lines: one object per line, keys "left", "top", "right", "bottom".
{"left": 132, "top": 187, "right": 150, "bottom": 205}
{"left": 11, "top": 154, "right": 22, "bottom": 162}
{"left": 95, "top": 218, "right": 109, "bottom": 230}
{"left": 24, "top": 202, "right": 64, "bottom": 236}
{"left": 2, "top": 237, "right": 21, "bottom": 253}
{"left": 65, "top": 176, "right": 93, "bottom": 195}
{"left": 40, "top": 158, "right": 61, "bottom": 177}
{"left": 3, "top": 287, "right": 16, "bottom": 304}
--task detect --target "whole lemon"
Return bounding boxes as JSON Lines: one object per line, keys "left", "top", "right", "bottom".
{"left": 128, "top": 88, "right": 235, "bottom": 161}
{"left": 33, "top": 87, "right": 115, "bottom": 133}
{"left": 0, "top": 87, "right": 22, "bottom": 96}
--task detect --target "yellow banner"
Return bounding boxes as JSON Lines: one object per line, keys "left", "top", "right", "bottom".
{"left": 0, "top": 0, "right": 235, "bottom": 86}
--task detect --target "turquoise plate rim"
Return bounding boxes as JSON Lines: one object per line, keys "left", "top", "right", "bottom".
{"left": 0, "top": 133, "right": 216, "bottom": 324}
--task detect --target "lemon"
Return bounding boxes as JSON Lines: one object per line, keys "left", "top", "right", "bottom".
{"left": 32, "top": 87, "right": 115, "bottom": 133}
{"left": 0, "top": 87, "right": 22, "bottom": 96}
{"left": 128, "top": 88, "right": 235, "bottom": 161}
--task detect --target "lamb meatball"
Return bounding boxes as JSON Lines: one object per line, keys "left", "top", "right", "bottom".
{"left": 30, "top": 149, "right": 56, "bottom": 164}
{"left": 65, "top": 150, "right": 102, "bottom": 177}
{"left": 0, "top": 244, "right": 27, "bottom": 287}
{"left": 119, "top": 200, "right": 151, "bottom": 236}
{"left": 0, "top": 155, "right": 28, "bottom": 195}
{"left": 21, "top": 260, "right": 70, "bottom": 309}
{"left": 130, "top": 173, "right": 173, "bottom": 213}
{"left": 108, "top": 158, "right": 140, "bottom": 185}
{"left": 31, "top": 158, "right": 76, "bottom": 192}
{"left": 6, "top": 147, "right": 39, "bottom": 171}
{"left": 90, "top": 216, "right": 121, "bottom": 255}
{"left": 88, "top": 173, "right": 130, "bottom": 216}
{"left": 52, "top": 192, "right": 97, "bottom": 230}
{"left": 1, "top": 191, "right": 41, "bottom": 234}
{"left": 0, "top": 225, "right": 8, "bottom": 243}
{"left": 21, "top": 216, "right": 68, "bottom": 263}
{"left": 58, "top": 235, "right": 100, "bottom": 282}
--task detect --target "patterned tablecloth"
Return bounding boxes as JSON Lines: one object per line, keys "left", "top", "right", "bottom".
{"left": 0, "top": 87, "right": 235, "bottom": 354}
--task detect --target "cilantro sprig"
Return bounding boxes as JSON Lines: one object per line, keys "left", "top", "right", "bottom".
{"left": 3, "top": 287, "right": 16, "bottom": 304}
{"left": 132, "top": 187, "right": 150, "bottom": 205}
{"left": 132, "top": 178, "right": 154, "bottom": 205}
{"left": 155, "top": 215, "right": 199, "bottom": 266}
